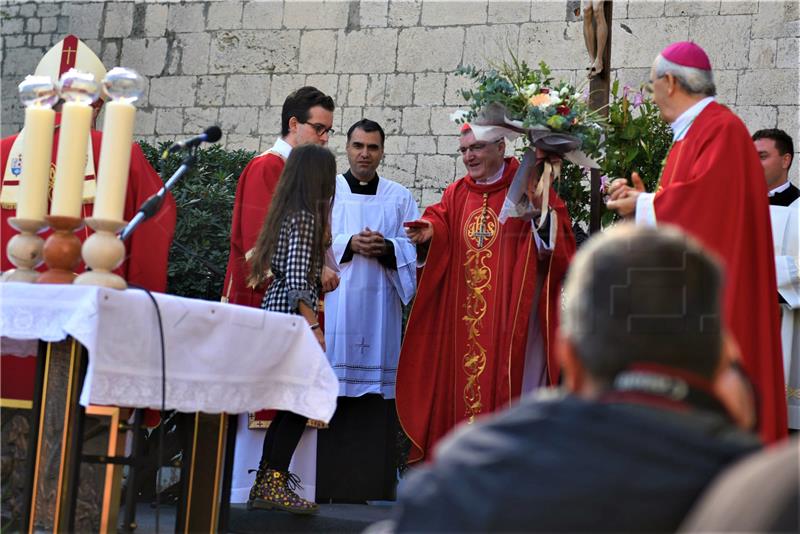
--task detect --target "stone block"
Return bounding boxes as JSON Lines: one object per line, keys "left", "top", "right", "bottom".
{"left": 258, "top": 106, "right": 283, "bottom": 135}
{"left": 359, "top": 1, "right": 389, "bottom": 27}
{"left": 18, "top": 3, "right": 35, "bottom": 17}
{"left": 611, "top": 68, "right": 650, "bottom": 95}
{"left": 185, "top": 107, "right": 221, "bottom": 135}
{"left": 688, "top": 16, "right": 750, "bottom": 69}
{"left": 2, "top": 46, "right": 41, "bottom": 76}
{"left": 664, "top": 1, "right": 720, "bottom": 17}
{"left": 734, "top": 105, "right": 777, "bottom": 134}
{"left": 4, "top": 35, "right": 26, "bottom": 47}
{"left": 714, "top": 70, "right": 738, "bottom": 106}
{"left": 408, "top": 135, "right": 436, "bottom": 153}
{"left": 748, "top": 39, "right": 777, "bottom": 69}
{"left": 208, "top": 1, "right": 243, "bottom": 30}
{"left": 417, "top": 155, "right": 456, "bottom": 190}
{"left": 347, "top": 75, "right": 368, "bottom": 106}
{"left": 145, "top": 3, "right": 168, "bottom": 37}
{"left": 609, "top": 17, "right": 689, "bottom": 68}
{"left": 210, "top": 30, "right": 300, "bottom": 74}
{"left": 421, "top": 187, "right": 442, "bottom": 208}
{"left": 751, "top": 0, "right": 799, "bottom": 39}
{"left": 121, "top": 38, "right": 168, "bottom": 77}
{"left": 383, "top": 135, "right": 409, "bottom": 155}
{"left": 402, "top": 106, "right": 431, "bottom": 135}
{"left": 342, "top": 107, "right": 364, "bottom": 133}
{"left": 519, "top": 21, "right": 587, "bottom": 70}
{"left": 242, "top": 0, "right": 284, "bottom": 29}
{"left": 177, "top": 32, "right": 212, "bottom": 75}
{"left": 364, "top": 106, "right": 403, "bottom": 134}
{"left": 306, "top": 74, "right": 339, "bottom": 98}
{"left": 381, "top": 154, "right": 417, "bottom": 188}
{"left": 777, "top": 105, "right": 799, "bottom": 144}
{"left": 167, "top": 3, "right": 206, "bottom": 33}
{"left": 335, "top": 28, "right": 398, "bottom": 73}
{"left": 777, "top": 38, "right": 799, "bottom": 69}
{"left": 385, "top": 73, "right": 415, "bottom": 106}
{"left": 414, "top": 73, "right": 445, "bottom": 105}
{"left": 64, "top": 2, "right": 104, "bottom": 39}
{"left": 226, "top": 74, "right": 271, "bottom": 106}
{"left": 299, "top": 30, "right": 337, "bottom": 73}
{"left": 41, "top": 17, "right": 58, "bottom": 33}
{"left": 488, "top": 1, "right": 531, "bottom": 24}
{"left": 421, "top": 1, "right": 487, "bottom": 26}
{"left": 101, "top": 40, "right": 119, "bottom": 68}
{"left": 444, "top": 73, "right": 471, "bottom": 105}
{"left": 398, "top": 27, "right": 464, "bottom": 72}
{"left": 37, "top": 3, "right": 61, "bottom": 17}
{"left": 220, "top": 106, "right": 260, "bottom": 135}
{"left": 32, "top": 33, "right": 55, "bottom": 47}
{"left": 719, "top": 1, "right": 758, "bottom": 15}
{"left": 626, "top": 0, "right": 664, "bottom": 18}
{"left": 105, "top": 2, "right": 133, "bottom": 37}
{"left": 366, "top": 74, "right": 387, "bottom": 105}
{"left": 283, "top": 1, "right": 349, "bottom": 29}
{"left": 530, "top": 0, "right": 572, "bottom": 22}
{"left": 430, "top": 106, "right": 460, "bottom": 135}
{"left": 156, "top": 108, "right": 184, "bottom": 135}
{"left": 150, "top": 76, "right": 196, "bottom": 107}
{"left": 464, "top": 24, "right": 520, "bottom": 70}
{"left": 737, "top": 69, "right": 799, "bottom": 105}
{"left": 269, "top": 74, "right": 308, "bottom": 105}
{"left": 226, "top": 133, "right": 262, "bottom": 153}
{"left": 336, "top": 76, "right": 350, "bottom": 107}
{"left": 133, "top": 108, "right": 156, "bottom": 136}
{"left": 25, "top": 18, "right": 40, "bottom": 33}
{"left": 197, "top": 75, "right": 227, "bottom": 106}
{"left": 437, "top": 135, "right": 460, "bottom": 155}
{"left": 388, "top": 0, "right": 422, "bottom": 27}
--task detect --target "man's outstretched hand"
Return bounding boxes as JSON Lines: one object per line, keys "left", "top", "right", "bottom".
{"left": 606, "top": 172, "right": 645, "bottom": 219}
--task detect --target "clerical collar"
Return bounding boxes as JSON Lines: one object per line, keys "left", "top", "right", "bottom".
{"left": 769, "top": 181, "right": 791, "bottom": 197}
{"left": 475, "top": 163, "right": 506, "bottom": 185}
{"left": 343, "top": 170, "right": 379, "bottom": 195}
{"left": 670, "top": 96, "right": 715, "bottom": 142}
{"left": 270, "top": 137, "right": 293, "bottom": 160}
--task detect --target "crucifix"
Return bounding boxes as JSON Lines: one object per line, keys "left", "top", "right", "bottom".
{"left": 474, "top": 221, "right": 492, "bottom": 248}
{"left": 354, "top": 336, "right": 370, "bottom": 355}
{"left": 584, "top": 0, "right": 613, "bottom": 233}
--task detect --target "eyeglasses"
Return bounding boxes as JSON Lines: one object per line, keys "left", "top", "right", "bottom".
{"left": 457, "top": 139, "right": 501, "bottom": 155}
{"left": 645, "top": 74, "right": 666, "bottom": 94}
{"left": 302, "top": 121, "right": 335, "bottom": 136}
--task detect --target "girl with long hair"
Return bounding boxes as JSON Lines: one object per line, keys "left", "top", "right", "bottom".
{"left": 246, "top": 143, "right": 337, "bottom": 514}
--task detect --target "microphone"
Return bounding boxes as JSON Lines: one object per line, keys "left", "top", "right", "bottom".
{"left": 166, "top": 126, "right": 222, "bottom": 154}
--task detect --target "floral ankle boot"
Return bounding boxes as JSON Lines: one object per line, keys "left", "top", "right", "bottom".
{"left": 247, "top": 468, "right": 319, "bottom": 515}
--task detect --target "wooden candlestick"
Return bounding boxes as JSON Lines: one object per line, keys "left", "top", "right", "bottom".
{"left": 2, "top": 217, "right": 47, "bottom": 282}
{"left": 37, "top": 215, "right": 82, "bottom": 284}
{"left": 74, "top": 218, "right": 127, "bottom": 289}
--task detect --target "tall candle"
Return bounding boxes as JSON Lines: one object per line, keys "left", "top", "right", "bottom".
{"left": 16, "top": 106, "right": 55, "bottom": 220}
{"left": 93, "top": 100, "right": 135, "bottom": 221}
{"left": 50, "top": 101, "right": 92, "bottom": 218}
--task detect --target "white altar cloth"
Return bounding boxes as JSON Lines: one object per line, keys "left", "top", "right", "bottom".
{"left": 0, "top": 283, "right": 338, "bottom": 422}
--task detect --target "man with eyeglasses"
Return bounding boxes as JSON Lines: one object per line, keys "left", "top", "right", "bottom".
{"left": 606, "top": 41, "right": 787, "bottom": 443}
{"left": 396, "top": 123, "right": 575, "bottom": 464}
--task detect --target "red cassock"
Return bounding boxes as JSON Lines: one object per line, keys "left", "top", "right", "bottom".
{"left": 653, "top": 101, "right": 787, "bottom": 443}
{"left": 222, "top": 152, "right": 284, "bottom": 307}
{"left": 0, "top": 128, "right": 176, "bottom": 402}
{"left": 396, "top": 157, "right": 575, "bottom": 463}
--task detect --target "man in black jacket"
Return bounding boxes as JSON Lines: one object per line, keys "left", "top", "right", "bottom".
{"left": 374, "top": 225, "right": 761, "bottom": 533}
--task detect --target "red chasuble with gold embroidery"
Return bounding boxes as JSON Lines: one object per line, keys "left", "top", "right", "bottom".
{"left": 652, "top": 102, "right": 787, "bottom": 443}
{"left": 397, "top": 157, "right": 575, "bottom": 463}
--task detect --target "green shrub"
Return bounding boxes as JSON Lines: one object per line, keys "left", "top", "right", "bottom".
{"left": 139, "top": 141, "right": 257, "bottom": 300}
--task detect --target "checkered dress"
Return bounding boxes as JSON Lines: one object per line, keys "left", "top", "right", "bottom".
{"left": 261, "top": 211, "right": 321, "bottom": 315}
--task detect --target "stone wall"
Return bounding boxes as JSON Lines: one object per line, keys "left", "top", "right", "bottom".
{"left": 2, "top": 0, "right": 798, "bottom": 202}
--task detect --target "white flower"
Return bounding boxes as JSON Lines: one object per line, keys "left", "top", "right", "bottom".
{"left": 559, "top": 86, "right": 570, "bottom": 96}
{"left": 522, "top": 83, "right": 538, "bottom": 97}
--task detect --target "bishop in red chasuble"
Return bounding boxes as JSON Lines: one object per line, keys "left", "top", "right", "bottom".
{"left": 398, "top": 129, "right": 575, "bottom": 463}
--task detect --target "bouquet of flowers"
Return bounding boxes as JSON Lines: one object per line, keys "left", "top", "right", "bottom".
{"left": 455, "top": 59, "right": 604, "bottom": 224}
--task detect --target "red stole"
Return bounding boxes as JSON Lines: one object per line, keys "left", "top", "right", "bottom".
{"left": 396, "top": 157, "right": 575, "bottom": 463}
{"left": 654, "top": 101, "right": 787, "bottom": 443}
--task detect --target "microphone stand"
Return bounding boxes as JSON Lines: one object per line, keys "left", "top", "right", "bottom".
{"left": 120, "top": 148, "right": 196, "bottom": 241}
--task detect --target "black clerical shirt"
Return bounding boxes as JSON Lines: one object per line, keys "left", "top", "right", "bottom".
{"left": 769, "top": 183, "right": 800, "bottom": 207}
{"left": 340, "top": 170, "right": 397, "bottom": 270}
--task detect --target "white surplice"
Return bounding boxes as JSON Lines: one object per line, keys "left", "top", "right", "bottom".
{"left": 325, "top": 174, "right": 420, "bottom": 398}
{"left": 770, "top": 199, "right": 800, "bottom": 428}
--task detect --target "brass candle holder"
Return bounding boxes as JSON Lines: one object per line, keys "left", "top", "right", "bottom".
{"left": 37, "top": 215, "right": 82, "bottom": 284}
{"left": 2, "top": 217, "right": 47, "bottom": 282}
{"left": 74, "top": 218, "right": 127, "bottom": 289}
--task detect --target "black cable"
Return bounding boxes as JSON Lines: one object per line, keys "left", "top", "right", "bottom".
{"left": 129, "top": 284, "right": 166, "bottom": 534}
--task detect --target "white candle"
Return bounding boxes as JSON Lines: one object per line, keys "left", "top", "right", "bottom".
{"left": 94, "top": 100, "right": 135, "bottom": 221}
{"left": 16, "top": 106, "right": 55, "bottom": 220}
{"left": 50, "top": 101, "right": 93, "bottom": 218}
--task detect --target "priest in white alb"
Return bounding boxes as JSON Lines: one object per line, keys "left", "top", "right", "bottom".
{"left": 317, "top": 119, "right": 419, "bottom": 501}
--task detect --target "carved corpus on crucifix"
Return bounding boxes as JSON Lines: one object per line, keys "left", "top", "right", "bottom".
{"left": 583, "top": 0, "right": 608, "bottom": 78}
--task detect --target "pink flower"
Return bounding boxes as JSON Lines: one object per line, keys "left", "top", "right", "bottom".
{"left": 540, "top": 88, "right": 550, "bottom": 94}
{"left": 632, "top": 92, "right": 644, "bottom": 108}
{"left": 599, "top": 175, "right": 609, "bottom": 193}
{"left": 556, "top": 105, "right": 571, "bottom": 116}
{"left": 623, "top": 85, "right": 631, "bottom": 98}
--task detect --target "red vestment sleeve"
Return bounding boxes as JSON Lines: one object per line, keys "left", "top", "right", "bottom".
{"left": 653, "top": 102, "right": 787, "bottom": 443}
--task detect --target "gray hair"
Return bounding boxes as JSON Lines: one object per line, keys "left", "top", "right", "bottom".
{"left": 561, "top": 225, "right": 723, "bottom": 385}
{"left": 653, "top": 54, "right": 716, "bottom": 96}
